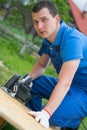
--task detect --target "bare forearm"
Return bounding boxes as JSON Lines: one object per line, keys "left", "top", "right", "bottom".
{"left": 44, "top": 60, "right": 80, "bottom": 115}
{"left": 29, "top": 62, "right": 45, "bottom": 80}
{"left": 29, "top": 54, "right": 50, "bottom": 80}
{"left": 44, "top": 81, "right": 70, "bottom": 115}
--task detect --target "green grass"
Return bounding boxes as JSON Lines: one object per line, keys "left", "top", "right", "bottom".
{"left": 0, "top": 38, "right": 37, "bottom": 74}
{"left": 2, "top": 123, "right": 17, "bottom": 130}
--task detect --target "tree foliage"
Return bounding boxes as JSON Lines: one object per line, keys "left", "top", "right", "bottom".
{"left": 0, "top": 0, "right": 72, "bottom": 27}
{"left": 0, "top": 0, "right": 72, "bottom": 54}
{"left": 53, "top": 0, "right": 72, "bottom": 22}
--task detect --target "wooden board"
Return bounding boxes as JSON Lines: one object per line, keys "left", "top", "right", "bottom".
{"left": 0, "top": 88, "right": 56, "bottom": 130}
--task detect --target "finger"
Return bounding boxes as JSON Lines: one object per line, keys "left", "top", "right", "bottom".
{"left": 35, "top": 116, "right": 41, "bottom": 122}
{"left": 28, "top": 111, "right": 37, "bottom": 117}
{"left": 40, "top": 120, "right": 49, "bottom": 128}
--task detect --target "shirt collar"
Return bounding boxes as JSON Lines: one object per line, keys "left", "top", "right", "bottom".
{"left": 53, "top": 20, "right": 67, "bottom": 46}
{"left": 43, "top": 21, "right": 68, "bottom": 46}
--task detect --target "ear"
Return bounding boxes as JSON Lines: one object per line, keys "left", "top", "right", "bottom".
{"left": 56, "top": 14, "right": 60, "bottom": 23}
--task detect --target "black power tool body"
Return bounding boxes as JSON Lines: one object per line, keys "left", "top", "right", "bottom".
{"left": 1, "top": 74, "right": 32, "bottom": 103}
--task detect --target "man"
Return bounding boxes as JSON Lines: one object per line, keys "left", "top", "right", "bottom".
{"left": 22, "top": 0, "right": 87, "bottom": 129}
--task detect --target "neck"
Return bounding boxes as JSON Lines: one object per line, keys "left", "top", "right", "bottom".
{"left": 48, "top": 23, "right": 60, "bottom": 43}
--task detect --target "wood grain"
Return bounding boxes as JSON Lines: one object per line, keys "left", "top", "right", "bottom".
{"left": 0, "top": 89, "right": 56, "bottom": 130}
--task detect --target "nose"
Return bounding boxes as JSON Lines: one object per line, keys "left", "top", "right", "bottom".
{"left": 37, "top": 21, "right": 43, "bottom": 30}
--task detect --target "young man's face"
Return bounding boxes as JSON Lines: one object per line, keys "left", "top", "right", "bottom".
{"left": 32, "top": 8, "right": 60, "bottom": 42}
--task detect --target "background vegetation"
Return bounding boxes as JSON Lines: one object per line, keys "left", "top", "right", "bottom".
{"left": 0, "top": 0, "right": 87, "bottom": 130}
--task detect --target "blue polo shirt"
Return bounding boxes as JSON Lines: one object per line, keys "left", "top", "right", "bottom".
{"left": 38, "top": 21, "right": 87, "bottom": 90}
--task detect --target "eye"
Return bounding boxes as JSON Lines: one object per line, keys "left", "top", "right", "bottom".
{"left": 42, "top": 17, "right": 48, "bottom": 23}
{"left": 33, "top": 20, "right": 38, "bottom": 25}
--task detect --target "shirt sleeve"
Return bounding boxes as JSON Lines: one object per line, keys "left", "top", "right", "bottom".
{"left": 61, "top": 37, "right": 83, "bottom": 62}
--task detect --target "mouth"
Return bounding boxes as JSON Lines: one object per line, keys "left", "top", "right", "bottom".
{"left": 39, "top": 31, "right": 46, "bottom": 35}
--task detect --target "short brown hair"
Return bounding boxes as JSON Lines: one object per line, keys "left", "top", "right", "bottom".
{"left": 32, "top": 0, "right": 58, "bottom": 17}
